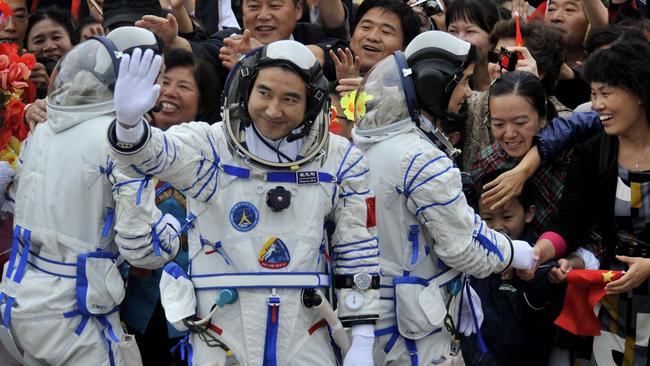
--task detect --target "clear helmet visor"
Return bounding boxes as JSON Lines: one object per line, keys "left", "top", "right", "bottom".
{"left": 222, "top": 52, "right": 330, "bottom": 171}
{"left": 354, "top": 56, "right": 411, "bottom": 132}
{"left": 48, "top": 39, "right": 116, "bottom": 107}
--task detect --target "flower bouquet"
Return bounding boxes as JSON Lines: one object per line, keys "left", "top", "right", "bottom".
{"left": 0, "top": 1, "right": 36, "bottom": 169}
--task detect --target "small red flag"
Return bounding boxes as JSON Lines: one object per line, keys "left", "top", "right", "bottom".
{"left": 554, "top": 269, "right": 624, "bottom": 336}
{"left": 528, "top": 2, "right": 547, "bottom": 22}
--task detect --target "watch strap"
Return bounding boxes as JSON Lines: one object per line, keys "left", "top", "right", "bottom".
{"left": 333, "top": 274, "right": 380, "bottom": 290}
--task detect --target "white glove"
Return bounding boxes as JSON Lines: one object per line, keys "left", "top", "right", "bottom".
{"left": 160, "top": 261, "right": 196, "bottom": 331}
{"left": 0, "top": 161, "right": 15, "bottom": 207}
{"left": 114, "top": 48, "right": 162, "bottom": 143}
{"left": 343, "top": 324, "right": 374, "bottom": 366}
{"left": 510, "top": 239, "right": 535, "bottom": 270}
{"left": 457, "top": 284, "right": 483, "bottom": 336}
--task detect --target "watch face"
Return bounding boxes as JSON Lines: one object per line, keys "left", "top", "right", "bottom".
{"left": 345, "top": 291, "right": 364, "bottom": 310}
{"left": 354, "top": 273, "right": 371, "bottom": 291}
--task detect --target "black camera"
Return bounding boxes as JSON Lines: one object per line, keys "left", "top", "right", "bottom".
{"left": 423, "top": 0, "right": 443, "bottom": 16}
{"left": 488, "top": 47, "right": 519, "bottom": 72}
{"left": 36, "top": 56, "right": 59, "bottom": 76}
{"left": 410, "top": 0, "right": 444, "bottom": 16}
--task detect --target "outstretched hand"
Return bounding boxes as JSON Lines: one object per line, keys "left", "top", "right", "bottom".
{"left": 136, "top": 14, "right": 179, "bottom": 46}
{"left": 516, "top": 245, "right": 541, "bottom": 281}
{"left": 330, "top": 47, "right": 361, "bottom": 81}
{"left": 115, "top": 48, "right": 163, "bottom": 127}
{"left": 220, "top": 30, "right": 261, "bottom": 70}
{"left": 606, "top": 256, "right": 650, "bottom": 294}
{"left": 511, "top": 0, "right": 530, "bottom": 18}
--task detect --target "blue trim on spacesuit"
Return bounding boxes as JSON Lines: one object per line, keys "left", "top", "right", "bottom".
{"left": 263, "top": 295, "right": 281, "bottom": 366}
{"left": 409, "top": 225, "right": 419, "bottom": 265}
{"left": 63, "top": 307, "right": 121, "bottom": 366}
{"left": 334, "top": 253, "right": 379, "bottom": 262}
{"left": 334, "top": 245, "right": 379, "bottom": 257}
{"left": 1, "top": 226, "right": 31, "bottom": 327}
{"left": 338, "top": 189, "right": 371, "bottom": 199}
{"left": 403, "top": 153, "right": 423, "bottom": 190}
{"left": 101, "top": 208, "right": 115, "bottom": 238}
{"left": 171, "top": 334, "right": 193, "bottom": 365}
{"left": 340, "top": 168, "right": 369, "bottom": 181}
{"left": 405, "top": 155, "right": 446, "bottom": 195}
{"left": 414, "top": 192, "right": 461, "bottom": 216}
{"left": 200, "top": 236, "right": 232, "bottom": 265}
{"left": 407, "top": 164, "right": 454, "bottom": 197}
{"left": 473, "top": 222, "right": 505, "bottom": 262}
{"left": 463, "top": 279, "right": 487, "bottom": 353}
{"left": 333, "top": 237, "right": 378, "bottom": 249}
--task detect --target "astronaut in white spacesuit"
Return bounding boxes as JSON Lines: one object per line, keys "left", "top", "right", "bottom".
{"left": 351, "top": 31, "right": 536, "bottom": 365}
{"left": 0, "top": 27, "right": 181, "bottom": 366}
{"left": 107, "top": 40, "right": 380, "bottom": 366}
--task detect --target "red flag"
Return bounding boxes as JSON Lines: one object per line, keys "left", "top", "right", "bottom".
{"left": 554, "top": 269, "right": 624, "bottom": 336}
{"left": 528, "top": 2, "right": 547, "bottom": 22}
{"left": 515, "top": 15, "right": 524, "bottom": 47}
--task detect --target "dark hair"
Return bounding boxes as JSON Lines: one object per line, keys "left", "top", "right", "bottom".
{"left": 584, "top": 25, "right": 648, "bottom": 54}
{"left": 25, "top": 6, "right": 78, "bottom": 48}
{"left": 77, "top": 16, "right": 101, "bottom": 39}
{"left": 617, "top": 18, "right": 650, "bottom": 39}
{"left": 354, "top": 0, "right": 422, "bottom": 47}
{"left": 489, "top": 70, "right": 558, "bottom": 120}
{"left": 478, "top": 169, "right": 534, "bottom": 210}
{"left": 489, "top": 19, "right": 565, "bottom": 95}
{"left": 445, "top": 0, "right": 501, "bottom": 35}
{"left": 163, "top": 48, "right": 221, "bottom": 123}
{"left": 584, "top": 39, "right": 650, "bottom": 124}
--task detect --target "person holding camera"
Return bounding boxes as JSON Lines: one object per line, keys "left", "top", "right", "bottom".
{"left": 408, "top": 0, "right": 446, "bottom": 32}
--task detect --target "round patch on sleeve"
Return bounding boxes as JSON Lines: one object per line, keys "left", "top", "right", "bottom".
{"left": 229, "top": 201, "right": 259, "bottom": 232}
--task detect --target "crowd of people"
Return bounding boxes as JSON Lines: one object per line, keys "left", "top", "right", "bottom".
{"left": 0, "top": 0, "right": 649, "bottom": 365}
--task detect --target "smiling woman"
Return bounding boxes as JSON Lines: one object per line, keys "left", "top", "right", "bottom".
{"left": 25, "top": 6, "right": 77, "bottom": 61}
{"left": 470, "top": 71, "right": 574, "bottom": 236}
{"left": 152, "top": 48, "right": 220, "bottom": 130}
{"left": 529, "top": 39, "right": 650, "bottom": 365}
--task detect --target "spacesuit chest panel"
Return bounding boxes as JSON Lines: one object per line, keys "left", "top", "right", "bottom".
{"left": 188, "top": 148, "right": 336, "bottom": 275}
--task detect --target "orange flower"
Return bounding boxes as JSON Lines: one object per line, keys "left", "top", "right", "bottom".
{"left": 0, "top": 98, "right": 27, "bottom": 150}
{"left": 8, "top": 62, "right": 29, "bottom": 83}
{"left": 0, "top": 54, "right": 10, "bottom": 71}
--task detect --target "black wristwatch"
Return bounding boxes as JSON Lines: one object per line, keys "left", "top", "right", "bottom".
{"left": 334, "top": 273, "right": 380, "bottom": 292}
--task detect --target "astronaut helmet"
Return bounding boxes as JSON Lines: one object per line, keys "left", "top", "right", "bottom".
{"left": 222, "top": 40, "right": 330, "bottom": 171}
{"left": 48, "top": 27, "right": 162, "bottom": 107}
{"left": 354, "top": 31, "right": 476, "bottom": 135}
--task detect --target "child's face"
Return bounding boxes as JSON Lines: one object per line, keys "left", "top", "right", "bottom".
{"left": 478, "top": 197, "right": 534, "bottom": 240}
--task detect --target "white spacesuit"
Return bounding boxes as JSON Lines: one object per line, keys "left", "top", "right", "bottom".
{"left": 0, "top": 28, "right": 180, "bottom": 366}
{"left": 351, "top": 31, "right": 535, "bottom": 365}
{"left": 107, "top": 41, "right": 380, "bottom": 366}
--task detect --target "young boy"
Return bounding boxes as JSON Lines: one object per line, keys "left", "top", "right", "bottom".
{"left": 462, "top": 170, "right": 594, "bottom": 366}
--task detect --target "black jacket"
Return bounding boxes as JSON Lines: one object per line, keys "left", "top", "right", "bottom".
{"left": 550, "top": 132, "right": 618, "bottom": 266}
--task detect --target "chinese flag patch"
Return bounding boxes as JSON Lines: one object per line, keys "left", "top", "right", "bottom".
{"left": 366, "top": 197, "right": 376, "bottom": 228}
